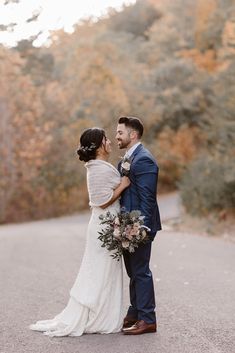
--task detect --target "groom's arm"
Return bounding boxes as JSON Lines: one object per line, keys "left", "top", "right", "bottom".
{"left": 133, "top": 156, "right": 158, "bottom": 231}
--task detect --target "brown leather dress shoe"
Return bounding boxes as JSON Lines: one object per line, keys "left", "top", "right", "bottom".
{"left": 122, "top": 316, "right": 138, "bottom": 329}
{"left": 123, "top": 320, "right": 157, "bottom": 335}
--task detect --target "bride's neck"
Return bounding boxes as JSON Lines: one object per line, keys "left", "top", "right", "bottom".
{"left": 96, "top": 156, "right": 109, "bottom": 162}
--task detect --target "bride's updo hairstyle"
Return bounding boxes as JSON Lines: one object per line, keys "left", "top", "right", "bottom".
{"left": 77, "top": 128, "right": 106, "bottom": 162}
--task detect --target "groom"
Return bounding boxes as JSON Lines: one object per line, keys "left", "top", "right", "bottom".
{"left": 116, "top": 116, "right": 161, "bottom": 335}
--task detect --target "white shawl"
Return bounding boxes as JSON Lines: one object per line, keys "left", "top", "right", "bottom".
{"left": 85, "top": 159, "right": 121, "bottom": 207}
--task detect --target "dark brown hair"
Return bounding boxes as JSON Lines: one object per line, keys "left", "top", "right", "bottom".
{"left": 77, "top": 128, "right": 106, "bottom": 162}
{"left": 118, "top": 116, "right": 144, "bottom": 138}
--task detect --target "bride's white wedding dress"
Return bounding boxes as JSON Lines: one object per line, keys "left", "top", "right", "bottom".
{"left": 30, "top": 160, "right": 123, "bottom": 337}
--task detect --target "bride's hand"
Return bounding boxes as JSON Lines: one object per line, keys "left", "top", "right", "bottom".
{"left": 120, "top": 176, "right": 130, "bottom": 189}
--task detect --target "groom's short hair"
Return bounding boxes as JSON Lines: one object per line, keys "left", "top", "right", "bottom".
{"left": 118, "top": 116, "right": 144, "bottom": 138}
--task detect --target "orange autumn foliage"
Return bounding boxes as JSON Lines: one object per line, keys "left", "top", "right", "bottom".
{"left": 0, "top": 0, "right": 234, "bottom": 222}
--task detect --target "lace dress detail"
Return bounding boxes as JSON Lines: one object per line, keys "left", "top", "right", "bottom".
{"left": 29, "top": 160, "right": 123, "bottom": 336}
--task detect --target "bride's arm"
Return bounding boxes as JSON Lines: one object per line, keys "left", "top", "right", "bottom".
{"left": 100, "top": 176, "right": 130, "bottom": 209}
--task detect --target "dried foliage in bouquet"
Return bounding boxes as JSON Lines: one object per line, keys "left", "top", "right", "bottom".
{"left": 98, "top": 209, "right": 150, "bottom": 260}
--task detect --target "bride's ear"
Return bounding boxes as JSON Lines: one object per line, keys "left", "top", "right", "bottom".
{"left": 96, "top": 145, "right": 103, "bottom": 157}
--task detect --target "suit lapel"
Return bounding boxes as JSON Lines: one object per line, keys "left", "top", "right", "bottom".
{"left": 117, "top": 160, "right": 122, "bottom": 174}
{"left": 117, "top": 144, "right": 143, "bottom": 176}
{"left": 131, "top": 143, "right": 143, "bottom": 162}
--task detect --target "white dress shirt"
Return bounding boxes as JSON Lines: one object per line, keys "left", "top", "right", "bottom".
{"left": 124, "top": 142, "right": 141, "bottom": 158}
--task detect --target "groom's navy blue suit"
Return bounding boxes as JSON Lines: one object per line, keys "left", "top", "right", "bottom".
{"left": 118, "top": 144, "right": 161, "bottom": 324}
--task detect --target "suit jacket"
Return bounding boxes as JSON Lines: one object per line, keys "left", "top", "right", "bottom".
{"left": 118, "top": 144, "right": 161, "bottom": 239}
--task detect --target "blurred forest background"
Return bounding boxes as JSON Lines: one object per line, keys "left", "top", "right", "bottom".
{"left": 0, "top": 0, "right": 234, "bottom": 224}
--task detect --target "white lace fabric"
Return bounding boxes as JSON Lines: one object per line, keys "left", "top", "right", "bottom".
{"left": 29, "top": 160, "right": 123, "bottom": 337}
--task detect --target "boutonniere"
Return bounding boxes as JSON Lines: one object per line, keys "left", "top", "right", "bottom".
{"left": 120, "top": 156, "right": 132, "bottom": 176}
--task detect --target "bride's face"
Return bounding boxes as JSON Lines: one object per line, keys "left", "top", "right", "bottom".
{"left": 102, "top": 136, "right": 112, "bottom": 155}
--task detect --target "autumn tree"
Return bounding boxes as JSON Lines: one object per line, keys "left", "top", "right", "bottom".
{"left": 0, "top": 0, "right": 234, "bottom": 222}
{"left": 0, "top": 46, "right": 52, "bottom": 221}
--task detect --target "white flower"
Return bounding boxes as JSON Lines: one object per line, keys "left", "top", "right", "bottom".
{"left": 129, "top": 245, "right": 135, "bottom": 253}
{"left": 122, "top": 240, "right": 129, "bottom": 249}
{"left": 122, "top": 161, "right": 131, "bottom": 170}
{"left": 141, "top": 229, "right": 147, "bottom": 239}
{"left": 114, "top": 217, "right": 120, "bottom": 225}
{"left": 114, "top": 228, "right": 121, "bottom": 238}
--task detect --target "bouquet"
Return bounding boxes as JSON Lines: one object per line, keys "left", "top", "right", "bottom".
{"left": 98, "top": 210, "right": 150, "bottom": 261}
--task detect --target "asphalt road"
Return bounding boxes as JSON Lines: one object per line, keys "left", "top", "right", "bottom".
{"left": 0, "top": 194, "right": 234, "bottom": 353}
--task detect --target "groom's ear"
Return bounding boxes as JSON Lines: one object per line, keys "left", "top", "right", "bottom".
{"left": 130, "top": 129, "right": 138, "bottom": 140}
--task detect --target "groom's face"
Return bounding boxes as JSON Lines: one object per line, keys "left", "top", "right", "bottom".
{"left": 116, "top": 124, "right": 132, "bottom": 149}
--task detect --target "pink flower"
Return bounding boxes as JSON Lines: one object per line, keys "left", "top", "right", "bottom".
{"left": 114, "top": 217, "right": 120, "bottom": 226}
{"left": 124, "top": 225, "right": 134, "bottom": 240}
{"left": 114, "top": 227, "right": 121, "bottom": 239}
{"left": 129, "top": 222, "right": 140, "bottom": 236}
{"left": 126, "top": 233, "right": 133, "bottom": 240}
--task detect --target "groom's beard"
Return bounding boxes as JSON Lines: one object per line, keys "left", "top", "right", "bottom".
{"left": 117, "top": 138, "right": 131, "bottom": 149}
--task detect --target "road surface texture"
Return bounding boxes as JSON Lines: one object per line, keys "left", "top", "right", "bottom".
{"left": 0, "top": 193, "right": 234, "bottom": 353}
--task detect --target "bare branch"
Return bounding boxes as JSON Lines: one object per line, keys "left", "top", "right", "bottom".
{"left": 26, "top": 10, "right": 41, "bottom": 23}
{"left": 3, "top": 0, "right": 20, "bottom": 4}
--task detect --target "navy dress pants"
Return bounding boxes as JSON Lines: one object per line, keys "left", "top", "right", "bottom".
{"left": 123, "top": 240, "right": 156, "bottom": 324}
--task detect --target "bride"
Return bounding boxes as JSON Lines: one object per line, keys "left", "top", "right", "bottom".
{"left": 29, "top": 128, "right": 130, "bottom": 337}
